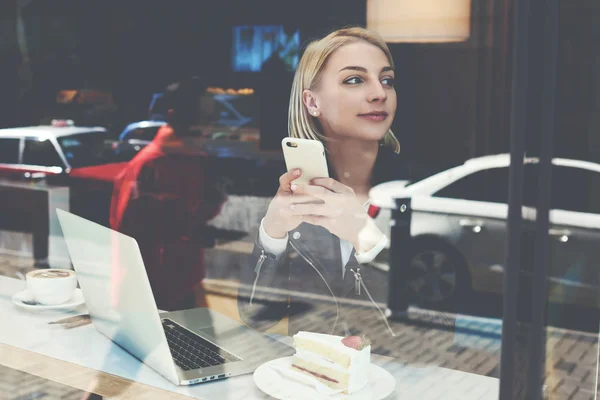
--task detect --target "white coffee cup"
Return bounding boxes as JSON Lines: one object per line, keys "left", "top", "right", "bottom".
{"left": 26, "top": 269, "right": 77, "bottom": 305}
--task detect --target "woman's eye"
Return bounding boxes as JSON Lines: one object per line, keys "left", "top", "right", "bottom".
{"left": 382, "top": 77, "right": 395, "bottom": 87}
{"left": 343, "top": 76, "right": 363, "bottom": 85}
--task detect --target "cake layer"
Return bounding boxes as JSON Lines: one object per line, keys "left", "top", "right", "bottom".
{"left": 293, "top": 336, "right": 352, "bottom": 368}
{"left": 295, "top": 349, "right": 346, "bottom": 372}
{"left": 292, "top": 332, "right": 371, "bottom": 394}
{"left": 291, "top": 355, "right": 349, "bottom": 391}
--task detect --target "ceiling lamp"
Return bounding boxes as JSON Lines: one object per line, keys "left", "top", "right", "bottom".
{"left": 367, "top": 0, "right": 472, "bottom": 43}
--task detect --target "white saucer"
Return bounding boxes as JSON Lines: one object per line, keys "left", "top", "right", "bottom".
{"left": 12, "top": 289, "right": 85, "bottom": 312}
{"left": 253, "top": 356, "right": 396, "bottom": 400}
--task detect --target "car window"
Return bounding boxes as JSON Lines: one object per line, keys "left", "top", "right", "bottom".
{"left": 211, "top": 95, "right": 258, "bottom": 128}
{"left": 213, "top": 101, "right": 235, "bottom": 124}
{"left": 22, "top": 138, "right": 63, "bottom": 168}
{"left": 433, "top": 164, "right": 538, "bottom": 206}
{"left": 124, "top": 126, "right": 161, "bottom": 142}
{"left": 552, "top": 166, "right": 600, "bottom": 214}
{"left": 0, "top": 138, "right": 20, "bottom": 164}
{"left": 433, "top": 167, "right": 510, "bottom": 203}
{"left": 57, "top": 131, "right": 113, "bottom": 168}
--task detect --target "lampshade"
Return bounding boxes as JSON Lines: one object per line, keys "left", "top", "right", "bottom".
{"left": 367, "top": 0, "right": 472, "bottom": 43}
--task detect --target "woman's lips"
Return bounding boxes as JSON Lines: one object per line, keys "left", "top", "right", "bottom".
{"left": 358, "top": 112, "right": 388, "bottom": 122}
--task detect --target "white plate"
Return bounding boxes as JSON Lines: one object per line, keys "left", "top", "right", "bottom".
{"left": 253, "top": 356, "right": 396, "bottom": 400}
{"left": 12, "top": 289, "right": 85, "bottom": 312}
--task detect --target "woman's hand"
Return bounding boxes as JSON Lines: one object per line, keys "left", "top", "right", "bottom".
{"left": 262, "top": 169, "right": 320, "bottom": 239}
{"left": 289, "top": 178, "right": 384, "bottom": 253}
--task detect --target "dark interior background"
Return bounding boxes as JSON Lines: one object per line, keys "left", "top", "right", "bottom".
{"left": 0, "top": 0, "right": 598, "bottom": 175}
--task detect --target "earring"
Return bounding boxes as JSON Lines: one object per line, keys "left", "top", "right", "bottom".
{"left": 312, "top": 111, "right": 319, "bottom": 116}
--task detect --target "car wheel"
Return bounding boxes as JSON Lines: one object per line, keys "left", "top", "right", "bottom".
{"left": 406, "top": 241, "right": 471, "bottom": 309}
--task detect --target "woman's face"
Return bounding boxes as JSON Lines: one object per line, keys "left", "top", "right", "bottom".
{"left": 305, "top": 41, "right": 397, "bottom": 143}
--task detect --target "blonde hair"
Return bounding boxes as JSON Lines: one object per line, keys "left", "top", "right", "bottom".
{"left": 288, "top": 26, "right": 400, "bottom": 153}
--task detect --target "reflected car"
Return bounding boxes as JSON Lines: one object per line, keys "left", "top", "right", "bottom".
{"left": 118, "top": 92, "right": 259, "bottom": 160}
{"left": 0, "top": 120, "right": 127, "bottom": 182}
{"left": 112, "top": 120, "right": 166, "bottom": 161}
{"left": 373, "top": 154, "right": 600, "bottom": 308}
{"left": 149, "top": 90, "right": 260, "bottom": 142}
{"left": 0, "top": 120, "right": 129, "bottom": 224}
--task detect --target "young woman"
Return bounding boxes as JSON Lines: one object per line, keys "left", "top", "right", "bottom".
{"left": 238, "top": 27, "right": 411, "bottom": 338}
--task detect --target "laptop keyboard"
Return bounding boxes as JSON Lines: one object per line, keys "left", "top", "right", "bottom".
{"left": 162, "top": 319, "right": 241, "bottom": 371}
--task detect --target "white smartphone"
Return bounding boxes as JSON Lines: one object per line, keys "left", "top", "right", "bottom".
{"left": 281, "top": 137, "right": 329, "bottom": 185}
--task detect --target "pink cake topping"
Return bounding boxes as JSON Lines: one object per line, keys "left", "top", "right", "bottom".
{"left": 341, "top": 335, "right": 372, "bottom": 351}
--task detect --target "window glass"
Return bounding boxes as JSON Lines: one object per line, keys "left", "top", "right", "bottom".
{"left": 0, "top": 138, "right": 20, "bottom": 164}
{"left": 57, "top": 132, "right": 112, "bottom": 168}
{"left": 22, "top": 138, "right": 63, "bottom": 167}
{"left": 124, "top": 127, "right": 161, "bottom": 142}
{"left": 433, "top": 167, "right": 509, "bottom": 203}
{"left": 552, "top": 166, "right": 600, "bottom": 214}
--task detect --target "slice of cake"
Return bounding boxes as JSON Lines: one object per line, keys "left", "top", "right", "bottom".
{"left": 291, "top": 331, "right": 371, "bottom": 394}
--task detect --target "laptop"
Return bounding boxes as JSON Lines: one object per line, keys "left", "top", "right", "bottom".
{"left": 56, "top": 209, "right": 293, "bottom": 386}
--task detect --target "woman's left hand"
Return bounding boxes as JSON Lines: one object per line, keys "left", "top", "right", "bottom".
{"left": 290, "top": 178, "right": 384, "bottom": 253}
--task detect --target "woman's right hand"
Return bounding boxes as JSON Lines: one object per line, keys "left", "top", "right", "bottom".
{"left": 262, "top": 169, "right": 316, "bottom": 239}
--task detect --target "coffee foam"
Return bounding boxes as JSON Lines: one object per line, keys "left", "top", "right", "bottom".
{"left": 28, "top": 269, "right": 74, "bottom": 279}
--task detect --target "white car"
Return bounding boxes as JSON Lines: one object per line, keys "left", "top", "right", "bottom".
{"left": 0, "top": 120, "right": 120, "bottom": 180}
{"left": 371, "top": 154, "right": 600, "bottom": 308}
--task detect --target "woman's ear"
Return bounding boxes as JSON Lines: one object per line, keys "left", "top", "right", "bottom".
{"left": 302, "top": 89, "right": 320, "bottom": 117}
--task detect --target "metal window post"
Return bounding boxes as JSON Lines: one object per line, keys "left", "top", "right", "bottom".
{"left": 528, "top": 0, "right": 558, "bottom": 398}
{"left": 499, "top": 0, "right": 531, "bottom": 397}
{"left": 387, "top": 197, "right": 412, "bottom": 313}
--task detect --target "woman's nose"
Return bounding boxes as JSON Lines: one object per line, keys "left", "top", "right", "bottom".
{"left": 367, "top": 81, "right": 387, "bottom": 102}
